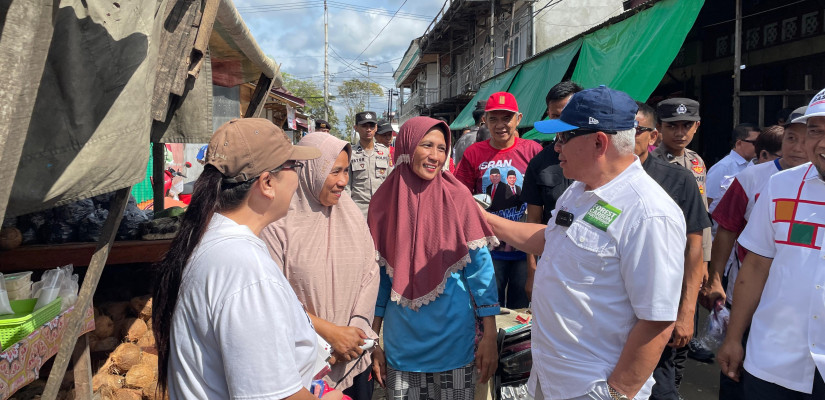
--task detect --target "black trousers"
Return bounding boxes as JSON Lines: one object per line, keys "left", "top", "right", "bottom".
{"left": 743, "top": 369, "right": 825, "bottom": 400}
{"left": 342, "top": 367, "right": 374, "bottom": 400}
{"left": 718, "top": 324, "right": 750, "bottom": 400}
{"left": 651, "top": 345, "right": 689, "bottom": 400}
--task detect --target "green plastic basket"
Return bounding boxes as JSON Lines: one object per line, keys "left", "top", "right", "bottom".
{"left": 0, "top": 298, "right": 62, "bottom": 350}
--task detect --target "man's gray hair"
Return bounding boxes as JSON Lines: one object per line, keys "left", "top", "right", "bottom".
{"left": 610, "top": 128, "right": 636, "bottom": 154}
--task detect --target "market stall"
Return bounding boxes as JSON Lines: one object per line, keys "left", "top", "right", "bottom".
{"left": 0, "top": 0, "right": 282, "bottom": 398}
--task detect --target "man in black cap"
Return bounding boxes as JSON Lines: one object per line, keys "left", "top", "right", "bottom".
{"left": 651, "top": 98, "right": 715, "bottom": 366}
{"left": 636, "top": 102, "right": 711, "bottom": 400}
{"left": 348, "top": 111, "right": 391, "bottom": 217}
{"left": 375, "top": 119, "right": 395, "bottom": 166}
{"left": 315, "top": 119, "right": 331, "bottom": 133}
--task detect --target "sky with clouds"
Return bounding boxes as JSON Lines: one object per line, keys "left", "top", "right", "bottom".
{"left": 235, "top": 0, "right": 445, "bottom": 128}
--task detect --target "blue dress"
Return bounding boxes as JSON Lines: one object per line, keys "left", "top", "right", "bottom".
{"left": 375, "top": 247, "right": 500, "bottom": 372}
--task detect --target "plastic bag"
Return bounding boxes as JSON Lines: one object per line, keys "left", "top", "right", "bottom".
{"left": 0, "top": 274, "right": 15, "bottom": 315}
{"left": 34, "top": 269, "right": 62, "bottom": 311}
{"left": 698, "top": 305, "right": 730, "bottom": 352}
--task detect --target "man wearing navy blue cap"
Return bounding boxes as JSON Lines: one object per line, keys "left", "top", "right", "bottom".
{"left": 483, "top": 86, "right": 686, "bottom": 400}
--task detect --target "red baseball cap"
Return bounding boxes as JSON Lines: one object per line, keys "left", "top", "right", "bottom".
{"left": 485, "top": 92, "right": 519, "bottom": 113}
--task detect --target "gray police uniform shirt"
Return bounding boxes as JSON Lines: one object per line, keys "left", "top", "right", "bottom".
{"left": 651, "top": 145, "right": 712, "bottom": 262}
{"left": 347, "top": 141, "right": 392, "bottom": 218}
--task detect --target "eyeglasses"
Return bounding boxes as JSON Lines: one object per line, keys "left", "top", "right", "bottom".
{"left": 635, "top": 126, "right": 655, "bottom": 135}
{"left": 555, "top": 129, "right": 610, "bottom": 145}
{"left": 741, "top": 139, "right": 757, "bottom": 144}
{"left": 270, "top": 161, "right": 304, "bottom": 174}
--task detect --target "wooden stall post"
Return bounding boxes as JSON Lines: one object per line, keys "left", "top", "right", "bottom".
{"left": 71, "top": 334, "right": 93, "bottom": 399}
{"left": 153, "top": 142, "right": 166, "bottom": 212}
{"left": 41, "top": 187, "right": 132, "bottom": 400}
{"left": 244, "top": 73, "right": 275, "bottom": 118}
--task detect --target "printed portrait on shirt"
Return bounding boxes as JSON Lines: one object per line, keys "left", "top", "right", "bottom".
{"left": 482, "top": 166, "right": 525, "bottom": 216}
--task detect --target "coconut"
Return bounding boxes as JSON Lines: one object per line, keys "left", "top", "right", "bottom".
{"left": 110, "top": 343, "right": 142, "bottom": 373}
{"left": 137, "top": 330, "right": 155, "bottom": 349}
{"left": 93, "top": 336, "right": 119, "bottom": 353}
{"left": 119, "top": 318, "right": 147, "bottom": 342}
{"left": 103, "top": 302, "right": 130, "bottom": 321}
{"left": 97, "top": 384, "right": 117, "bottom": 400}
{"left": 113, "top": 388, "right": 142, "bottom": 400}
{"left": 0, "top": 227, "right": 22, "bottom": 250}
{"left": 94, "top": 315, "right": 115, "bottom": 338}
{"left": 130, "top": 295, "right": 152, "bottom": 321}
{"left": 92, "top": 373, "right": 123, "bottom": 392}
{"left": 141, "top": 380, "right": 161, "bottom": 400}
{"left": 124, "top": 363, "right": 156, "bottom": 389}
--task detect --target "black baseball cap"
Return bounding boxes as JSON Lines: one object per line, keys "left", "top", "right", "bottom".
{"left": 315, "top": 119, "right": 331, "bottom": 130}
{"left": 355, "top": 111, "right": 377, "bottom": 125}
{"left": 376, "top": 120, "right": 394, "bottom": 135}
{"left": 657, "top": 98, "right": 701, "bottom": 122}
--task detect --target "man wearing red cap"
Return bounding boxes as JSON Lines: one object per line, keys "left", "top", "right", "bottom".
{"left": 455, "top": 92, "right": 542, "bottom": 309}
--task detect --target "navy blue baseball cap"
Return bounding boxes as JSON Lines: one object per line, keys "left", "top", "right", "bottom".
{"left": 534, "top": 85, "right": 638, "bottom": 134}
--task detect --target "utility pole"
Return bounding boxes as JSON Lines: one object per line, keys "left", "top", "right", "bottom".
{"left": 732, "top": 0, "right": 742, "bottom": 127}
{"left": 490, "top": 0, "right": 495, "bottom": 78}
{"left": 324, "top": 0, "right": 329, "bottom": 121}
{"left": 361, "top": 61, "right": 377, "bottom": 109}
{"left": 387, "top": 88, "right": 394, "bottom": 118}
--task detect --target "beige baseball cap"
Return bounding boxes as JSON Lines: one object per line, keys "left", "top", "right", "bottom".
{"left": 206, "top": 118, "right": 320, "bottom": 183}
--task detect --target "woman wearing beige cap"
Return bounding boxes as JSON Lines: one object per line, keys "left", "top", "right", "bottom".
{"left": 152, "top": 119, "right": 340, "bottom": 400}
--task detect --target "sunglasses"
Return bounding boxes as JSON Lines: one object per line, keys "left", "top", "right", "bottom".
{"left": 555, "top": 129, "right": 613, "bottom": 145}
{"left": 270, "top": 161, "right": 304, "bottom": 174}
{"left": 635, "top": 126, "right": 655, "bottom": 135}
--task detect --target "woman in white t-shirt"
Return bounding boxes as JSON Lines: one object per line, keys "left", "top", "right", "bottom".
{"left": 152, "top": 118, "right": 341, "bottom": 400}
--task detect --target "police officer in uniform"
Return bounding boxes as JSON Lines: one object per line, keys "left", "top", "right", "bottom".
{"left": 315, "top": 119, "right": 331, "bottom": 133}
{"left": 651, "top": 98, "right": 715, "bottom": 370}
{"left": 347, "top": 111, "right": 391, "bottom": 217}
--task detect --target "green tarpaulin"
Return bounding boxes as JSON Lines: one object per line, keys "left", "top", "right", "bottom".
{"left": 571, "top": 0, "right": 704, "bottom": 100}
{"left": 509, "top": 39, "right": 582, "bottom": 129}
{"left": 523, "top": 0, "right": 703, "bottom": 140}
{"left": 450, "top": 66, "right": 521, "bottom": 130}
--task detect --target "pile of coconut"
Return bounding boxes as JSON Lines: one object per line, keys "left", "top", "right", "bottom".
{"left": 90, "top": 295, "right": 163, "bottom": 400}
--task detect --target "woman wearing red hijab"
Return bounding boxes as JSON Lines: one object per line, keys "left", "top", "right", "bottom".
{"left": 367, "top": 117, "right": 500, "bottom": 400}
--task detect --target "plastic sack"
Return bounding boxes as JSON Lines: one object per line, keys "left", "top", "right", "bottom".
{"left": 33, "top": 265, "right": 73, "bottom": 311}
{"left": 0, "top": 274, "right": 15, "bottom": 315}
{"left": 698, "top": 305, "right": 730, "bottom": 352}
{"left": 59, "top": 274, "right": 79, "bottom": 311}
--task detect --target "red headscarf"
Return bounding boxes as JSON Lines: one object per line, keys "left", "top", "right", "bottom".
{"left": 367, "top": 116, "right": 498, "bottom": 310}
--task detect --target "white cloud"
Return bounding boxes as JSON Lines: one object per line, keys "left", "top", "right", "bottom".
{"left": 236, "top": 0, "right": 444, "bottom": 130}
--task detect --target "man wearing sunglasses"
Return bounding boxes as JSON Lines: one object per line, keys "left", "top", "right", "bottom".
{"left": 706, "top": 123, "right": 760, "bottom": 214}
{"left": 635, "top": 102, "right": 711, "bottom": 400}
{"left": 651, "top": 98, "right": 715, "bottom": 364}
{"left": 483, "top": 86, "right": 686, "bottom": 400}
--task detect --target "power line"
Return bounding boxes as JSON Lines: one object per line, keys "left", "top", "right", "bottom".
{"left": 237, "top": 0, "right": 433, "bottom": 21}
{"left": 338, "top": 0, "right": 411, "bottom": 75}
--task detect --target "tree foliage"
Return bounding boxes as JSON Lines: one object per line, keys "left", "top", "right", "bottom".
{"left": 281, "top": 72, "right": 341, "bottom": 138}
{"left": 337, "top": 79, "right": 384, "bottom": 130}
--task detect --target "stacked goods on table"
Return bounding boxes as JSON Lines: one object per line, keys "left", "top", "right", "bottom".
{"left": 0, "top": 267, "right": 79, "bottom": 350}
{"left": 91, "top": 295, "right": 163, "bottom": 400}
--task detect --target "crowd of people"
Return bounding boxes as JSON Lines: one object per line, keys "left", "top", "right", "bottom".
{"left": 149, "top": 80, "right": 825, "bottom": 400}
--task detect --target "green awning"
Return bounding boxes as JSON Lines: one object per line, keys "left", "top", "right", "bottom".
{"left": 523, "top": 0, "right": 703, "bottom": 141}
{"left": 450, "top": 66, "right": 521, "bottom": 130}
{"left": 571, "top": 0, "right": 704, "bottom": 100}
{"left": 509, "top": 39, "right": 582, "bottom": 129}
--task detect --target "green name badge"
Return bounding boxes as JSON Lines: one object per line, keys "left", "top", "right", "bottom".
{"left": 583, "top": 200, "right": 622, "bottom": 231}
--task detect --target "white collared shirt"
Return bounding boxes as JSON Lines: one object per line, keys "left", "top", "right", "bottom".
{"left": 529, "top": 160, "right": 686, "bottom": 400}
{"left": 707, "top": 150, "right": 750, "bottom": 212}
{"left": 738, "top": 163, "right": 825, "bottom": 394}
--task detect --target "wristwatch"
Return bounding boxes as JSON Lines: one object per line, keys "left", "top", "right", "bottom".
{"left": 607, "top": 385, "right": 629, "bottom": 400}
